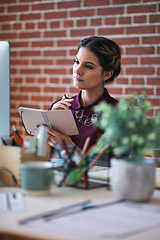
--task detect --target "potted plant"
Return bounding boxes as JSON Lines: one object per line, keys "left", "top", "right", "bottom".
{"left": 94, "top": 93, "right": 160, "bottom": 201}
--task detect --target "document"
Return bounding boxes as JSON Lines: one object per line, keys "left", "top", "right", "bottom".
{"left": 20, "top": 201, "right": 160, "bottom": 239}
{"left": 18, "top": 107, "right": 79, "bottom": 136}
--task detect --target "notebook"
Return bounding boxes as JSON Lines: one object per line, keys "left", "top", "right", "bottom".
{"left": 18, "top": 107, "right": 79, "bottom": 136}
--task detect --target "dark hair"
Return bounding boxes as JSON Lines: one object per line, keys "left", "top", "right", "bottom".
{"left": 78, "top": 36, "right": 121, "bottom": 83}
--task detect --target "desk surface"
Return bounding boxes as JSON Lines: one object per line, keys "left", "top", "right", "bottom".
{"left": 0, "top": 185, "right": 160, "bottom": 240}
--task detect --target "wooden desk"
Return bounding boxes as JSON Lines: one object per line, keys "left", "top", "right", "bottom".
{"left": 0, "top": 185, "right": 160, "bottom": 240}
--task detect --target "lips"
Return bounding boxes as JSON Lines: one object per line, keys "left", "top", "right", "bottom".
{"left": 74, "top": 76, "right": 83, "bottom": 82}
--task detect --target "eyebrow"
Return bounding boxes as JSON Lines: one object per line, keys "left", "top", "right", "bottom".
{"left": 75, "top": 56, "right": 96, "bottom": 66}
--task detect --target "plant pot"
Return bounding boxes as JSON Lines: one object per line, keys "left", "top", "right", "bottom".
{"left": 111, "top": 157, "right": 156, "bottom": 202}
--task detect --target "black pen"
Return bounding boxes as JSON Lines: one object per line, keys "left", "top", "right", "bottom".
{"left": 64, "top": 94, "right": 73, "bottom": 110}
{"left": 64, "top": 94, "right": 68, "bottom": 99}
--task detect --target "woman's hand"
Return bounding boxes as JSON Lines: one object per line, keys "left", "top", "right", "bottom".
{"left": 47, "top": 127, "right": 75, "bottom": 148}
{"left": 51, "top": 94, "right": 74, "bottom": 110}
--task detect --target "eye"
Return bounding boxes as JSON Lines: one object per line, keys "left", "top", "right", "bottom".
{"left": 74, "top": 60, "right": 79, "bottom": 64}
{"left": 86, "top": 64, "right": 94, "bottom": 70}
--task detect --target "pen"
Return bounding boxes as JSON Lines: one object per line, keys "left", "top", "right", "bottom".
{"left": 64, "top": 94, "right": 73, "bottom": 110}
{"left": 19, "top": 200, "right": 91, "bottom": 224}
{"left": 64, "top": 94, "right": 68, "bottom": 99}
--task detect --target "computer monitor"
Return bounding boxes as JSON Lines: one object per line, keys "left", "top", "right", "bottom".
{"left": 0, "top": 41, "right": 10, "bottom": 144}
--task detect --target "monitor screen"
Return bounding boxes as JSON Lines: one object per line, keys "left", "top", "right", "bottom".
{"left": 0, "top": 41, "right": 10, "bottom": 144}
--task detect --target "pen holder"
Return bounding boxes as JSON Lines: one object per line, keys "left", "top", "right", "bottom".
{"left": 0, "top": 144, "right": 51, "bottom": 187}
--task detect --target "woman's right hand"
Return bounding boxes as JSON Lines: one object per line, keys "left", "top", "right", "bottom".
{"left": 51, "top": 94, "right": 74, "bottom": 110}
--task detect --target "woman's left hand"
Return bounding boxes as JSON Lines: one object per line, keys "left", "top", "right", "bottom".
{"left": 47, "top": 127, "right": 75, "bottom": 148}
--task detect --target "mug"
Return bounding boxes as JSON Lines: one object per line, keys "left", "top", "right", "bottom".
{"left": 20, "top": 161, "right": 54, "bottom": 195}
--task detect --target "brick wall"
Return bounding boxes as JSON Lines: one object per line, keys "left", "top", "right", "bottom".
{"left": 0, "top": 0, "right": 160, "bottom": 136}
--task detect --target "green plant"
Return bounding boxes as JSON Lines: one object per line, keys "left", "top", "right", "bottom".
{"left": 94, "top": 94, "right": 160, "bottom": 162}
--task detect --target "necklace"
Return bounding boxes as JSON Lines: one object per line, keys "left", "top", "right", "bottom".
{"left": 75, "top": 109, "right": 99, "bottom": 126}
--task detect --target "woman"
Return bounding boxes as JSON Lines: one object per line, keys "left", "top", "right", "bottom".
{"left": 47, "top": 36, "right": 121, "bottom": 152}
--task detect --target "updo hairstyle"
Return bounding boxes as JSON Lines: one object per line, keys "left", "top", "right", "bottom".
{"left": 78, "top": 36, "right": 121, "bottom": 84}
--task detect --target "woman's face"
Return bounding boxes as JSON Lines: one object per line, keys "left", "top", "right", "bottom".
{"left": 73, "top": 47, "right": 107, "bottom": 91}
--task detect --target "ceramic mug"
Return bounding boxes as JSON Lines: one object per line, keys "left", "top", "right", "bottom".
{"left": 20, "top": 161, "right": 54, "bottom": 195}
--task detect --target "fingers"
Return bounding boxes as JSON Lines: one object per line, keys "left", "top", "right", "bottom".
{"left": 51, "top": 95, "right": 74, "bottom": 110}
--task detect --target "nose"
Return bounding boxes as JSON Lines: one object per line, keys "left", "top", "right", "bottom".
{"left": 74, "top": 63, "right": 83, "bottom": 76}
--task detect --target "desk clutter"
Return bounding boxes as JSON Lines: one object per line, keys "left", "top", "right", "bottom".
{"left": 0, "top": 125, "right": 110, "bottom": 191}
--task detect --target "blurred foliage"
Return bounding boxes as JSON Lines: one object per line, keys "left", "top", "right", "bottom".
{"left": 94, "top": 93, "right": 160, "bottom": 162}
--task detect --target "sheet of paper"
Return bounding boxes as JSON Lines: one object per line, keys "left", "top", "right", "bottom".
{"left": 22, "top": 201, "right": 160, "bottom": 239}
{"left": 0, "top": 192, "right": 24, "bottom": 211}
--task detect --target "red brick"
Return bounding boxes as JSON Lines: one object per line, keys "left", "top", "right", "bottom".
{"left": 10, "top": 42, "right": 28, "bottom": 48}
{"left": 26, "top": 78, "right": 35, "bottom": 83}
{"left": 20, "top": 86, "right": 40, "bottom": 92}
{"left": 141, "top": 57, "right": 160, "bottom": 65}
{"left": 63, "top": 20, "right": 73, "bottom": 28}
{"left": 45, "top": 11, "right": 67, "bottom": 19}
{"left": 119, "top": 16, "right": 131, "bottom": 25}
{"left": 57, "top": 1, "right": 80, "bottom": 9}
{"left": 20, "top": 51, "right": 41, "bottom": 57}
{"left": 131, "top": 78, "right": 144, "bottom": 85}
{"left": 98, "top": 27, "right": 124, "bottom": 35}
{"left": 44, "top": 30, "right": 66, "bottom": 38}
{"left": 32, "top": 3, "right": 54, "bottom": 11}
{"left": 11, "top": 59, "right": 29, "bottom": 65}
{"left": 0, "top": 0, "right": 16, "bottom": 3}
{"left": 32, "top": 96, "right": 53, "bottom": 102}
{"left": 25, "top": 23, "right": 35, "bottom": 29}
{"left": 57, "top": 40, "right": 79, "bottom": 47}
{"left": 71, "top": 29, "right": 94, "bottom": 37}
{"left": 107, "top": 88, "right": 122, "bottom": 95}
{"left": 116, "top": 78, "right": 129, "bottom": 85}
{"left": 126, "top": 67, "right": 154, "bottom": 75}
{"left": 20, "top": 13, "right": 40, "bottom": 21}
{"left": 38, "top": 22, "right": 47, "bottom": 29}
{"left": 122, "top": 57, "right": 138, "bottom": 65}
{"left": 13, "top": 23, "right": 22, "bottom": 30}
{"left": 20, "top": 32, "right": 40, "bottom": 38}
{"left": 147, "top": 78, "right": 160, "bottom": 85}
{"left": 149, "top": 14, "right": 160, "bottom": 23}
{"left": 37, "top": 78, "right": 48, "bottom": 84}
{"left": 104, "top": 17, "right": 116, "bottom": 25}
{"left": 32, "top": 41, "right": 53, "bottom": 48}
{"left": 134, "top": 15, "right": 146, "bottom": 24}
{"left": 20, "top": 69, "right": 41, "bottom": 74}
{"left": 70, "top": 9, "right": 94, "bottom": 18}
{"left": 50, "top": 78, "right": 59, "bottom": 84}
{"left": 127, "top": 25, "right": 155, "bottom": 34}
{"left": 0, "top": 7, "right": 5, "bottom": 13}
{"left": 8, "top": 5, "right": 28, "bottom": 12}
{"left": 142, "top": 36, "right": 160, "bottom": 44}
{"left": 32, "top": 59, "right": 53, "bottom": 65}
{"left": 56, "top": 59, "right": 74, "bottom": 65}
{"left": 113, "top": 37, "right": 139, "bottom": 45}
{"left": 2, "top": 24, "right": 11, "bottom": 31}
{"left": 44, "top": 69, "right": 66, "bottom": 75}
{"left": 44, "top": 87, "right": 66, "bottom": 93}
{"left": 0, "top": 33, "right": 17, "bottom": 40}
{"left": 0, "top": 15, "right": 16, "bottom": 22}
{"left": 91, "top": 18, "right": 102, "bottom": 26}
{"left": 76, "top": 19, "right": 87, "bottom": 27}
{"left": 44, "top": 50, "right": 66, "bottom": 57}
{"left": 113, "top": 0, "right": 140, "bottom": 4}
{"left": 126, "top": 46, "right": 154, "bottom": 55}
{"left": 127, "top": 4, "right": 156, "bottom": 14}
{"left": 125, "top": 88, "right": 154, "bottom": 95}
{"left": 50, "top": 21, "right": 60, "bottom": 28}
{"left": 98, "top": 7, "right": 124, "bottom": 16}
{"left": 156, "top": 88, "right": 160, "bottom": 96}
{"left": 149, "top": 98, "right": 160, "bottom": 107}
{"left": 62, "top": 78, "right": 72, "bottom": 84}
